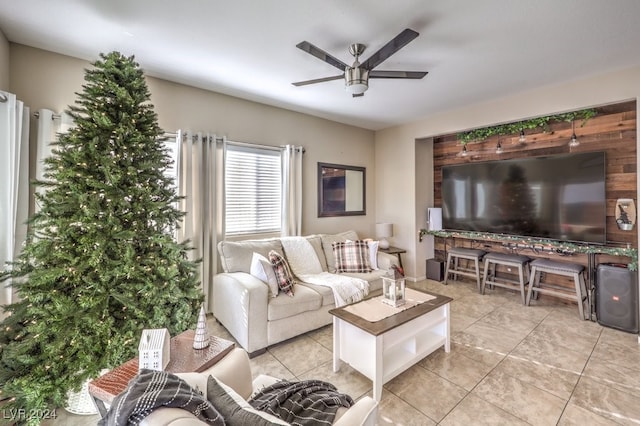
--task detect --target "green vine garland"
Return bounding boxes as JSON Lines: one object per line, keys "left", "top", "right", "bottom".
{"left": 419, "top": 229, "right": 638, "bottom": 271}
{"left": 458, "top": 108, "right": 597, "bottom": 145}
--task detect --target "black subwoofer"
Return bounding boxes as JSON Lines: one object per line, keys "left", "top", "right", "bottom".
{"left": 426, "top": 259, "right": 445, "bottom": 282}
{"left": 596, "top": 264, "right": 638, "bottom": 333}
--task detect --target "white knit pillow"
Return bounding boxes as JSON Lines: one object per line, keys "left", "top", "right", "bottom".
{"left": 250, "top": 252, "right": 279, "bottom": 297}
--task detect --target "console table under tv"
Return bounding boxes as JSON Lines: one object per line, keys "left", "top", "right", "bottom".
{"left": 421, "top": 229, "right": 638, "bottom": 320}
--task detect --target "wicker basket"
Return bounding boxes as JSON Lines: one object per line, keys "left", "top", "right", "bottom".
{"left": 65, "top": 378, "right": 97, "bottom": 415}
{"left": 65, "top": 369, "right": 109, "bottom": 416}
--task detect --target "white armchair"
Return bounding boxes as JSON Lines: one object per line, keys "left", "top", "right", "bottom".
{"left": 141, "top": 348, "right": 378, "bottom": 426}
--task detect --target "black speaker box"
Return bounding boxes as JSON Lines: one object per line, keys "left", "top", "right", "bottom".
{"left": 426, "top": 259, "right": 445, "bottom": 282}
{"left": 596, "top": 264, "right": 638, "bottom": 333}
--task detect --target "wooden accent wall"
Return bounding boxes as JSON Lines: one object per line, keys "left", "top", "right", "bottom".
{"left": 432, "top": 100, "right": 637, "bottom": 295}
{"left": 433, "top": 100, "right": 637, "bottom": 247}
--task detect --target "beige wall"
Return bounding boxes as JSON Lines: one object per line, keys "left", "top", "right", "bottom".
{"left": 10, "top": 42, "right": 640, "bottom": 279}
{"left": 0, "top": 30, "right": 9, "bottom": 90}
{"left": 376, "top": 65, "right": 640, "bottom": 280}
{"left": 9, "top": 43, "right": 377, "bottom": 238}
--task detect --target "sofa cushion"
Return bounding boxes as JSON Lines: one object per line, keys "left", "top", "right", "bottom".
{"left": 250, "top": 252, "right": 279, "bottom": 297}
{"left": 207, "top": 376, "right": 288, "bottom": 425}
{"left": 269, "top": 250, "right": 295, "bottom": 296}
{"left": 341, "top": 269, "right": 389, "bottom": 293}
{"left": 305, "top": 235, "right": 328, "bottom": 272}
{"left": 342, "top": 269, "right": 390, "bottom": 281}
{"left": 281, "top": 236, "right": 323, "bottom": 277}
{"left": 268, "top": 285, "right": 323, "bottom": 321}
{"left": 332, "top": 240, "right": 372, "bottom": 273}
{"left": 296, "top": 281, "right": 334, "bottom": 306}
{"left": 320, "top": 230, "right": 359, "bottom": 273}
{"left": 218, "top": 239, "right": 283, "bottom": 273}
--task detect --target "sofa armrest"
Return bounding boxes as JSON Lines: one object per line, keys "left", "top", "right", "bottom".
{"left": 376, "top": 251, "right": 400, "bottom": 271}
{"left": 201, "top": 348, "right": 254, "bottom": 400}
{"left": 334, "top": 396, "right": 378, "bottom": 426}
{"left": 141, "top": 407, "right": 209, "bottom": 425}
{"left": 212, "top": 272, "right": 269, "bottom": 353}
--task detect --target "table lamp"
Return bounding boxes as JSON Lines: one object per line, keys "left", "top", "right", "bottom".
{"left": 376, "top": 223, "right": 393, "bottom": 249}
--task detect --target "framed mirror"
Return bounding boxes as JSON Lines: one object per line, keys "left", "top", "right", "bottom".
{"left": 318, "top": 162, "right": 366, "bottom": 217}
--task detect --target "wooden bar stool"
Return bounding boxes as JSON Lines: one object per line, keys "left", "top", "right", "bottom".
{"left": 444, "top": 247, "right": 486, "bottom": 291}
{"left": 526, "top": 258, "right": 589, "bottom": 319}
{"left": 481, "top": 252, "right": 531, "bottom": 304}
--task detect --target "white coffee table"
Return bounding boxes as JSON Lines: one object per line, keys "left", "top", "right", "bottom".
{"left": 329, "top": 289, "right": 452, "bottom": 401}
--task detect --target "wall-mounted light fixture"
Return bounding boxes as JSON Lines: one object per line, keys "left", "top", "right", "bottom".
{"left": 518, "top": 129, "right": 526, "bottom": 144}
{"left": 460, "top": 145, "right": 468, "bottom": 156}
{"left": 495, "top": 140, "right": 503, "bottom": 154}
{"left": 568, "top": 121, "right": 580, "bottom": 148}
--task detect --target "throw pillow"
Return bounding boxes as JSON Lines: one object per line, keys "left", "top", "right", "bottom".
{"left": 353, "top": 238, "right": 380, "bottom": 270}
{"left": 332, "top": 240, "right": 372, "bottom": 273}
{"left": 367, "top": 240, "right": 380, "bottom": 270}
{"left": 268, "top": 250, "right": 295, "bottom": 297}
{"left": 207, "top": 376, "right": 288, "bottom": 425}
{"left": 250, "top": 252, "right": 279, "bottom": 297}
{"left": 320, "top": 230, "right": 359, "bottom": 273}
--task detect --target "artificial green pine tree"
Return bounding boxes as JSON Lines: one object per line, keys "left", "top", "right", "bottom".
{"left": 0, "top": 52, "right": 202, "bottom": 424}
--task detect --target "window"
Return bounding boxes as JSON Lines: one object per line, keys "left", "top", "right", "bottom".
{"left": 163, "top": 135, "right": 180, "bottom": 197}
{"left": 225, "top": 144, "right": 282, "bottom": 235}
{"left": 162, "top": 134, "right": 180, "bottom": 239}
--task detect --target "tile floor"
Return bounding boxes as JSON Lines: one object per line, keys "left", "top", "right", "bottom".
{"left": 46, "top": 278, "right": 640, "bottom": 425}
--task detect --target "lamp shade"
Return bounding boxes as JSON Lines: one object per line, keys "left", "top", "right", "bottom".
{"left": 376, "top": 223, "right": 393, "bottom": 249}
{"left": 376, "top": 223, "right": 393, "bottom": 238}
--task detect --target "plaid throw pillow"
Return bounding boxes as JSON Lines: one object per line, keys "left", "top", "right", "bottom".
{"left": 268, "top": 250, "right": 295, "bottom": 297}
{"left": 332, "top": 240, "right": 372, "bottom": 273}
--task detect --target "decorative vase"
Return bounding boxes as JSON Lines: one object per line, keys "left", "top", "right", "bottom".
{"left": 193, "top": 305, "right": 210, "bottom": 350}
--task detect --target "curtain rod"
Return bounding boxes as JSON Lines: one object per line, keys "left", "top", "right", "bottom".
{"left": 33, "top": 111, "right": 61, "bottom": 120}
{"left": 227, "top": 140, "right": 305, "bottom": 153}
{"left": 171, "top": 131, "right": 304, "bottom": 153}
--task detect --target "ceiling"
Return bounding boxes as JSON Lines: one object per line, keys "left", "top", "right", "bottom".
{"left": 2, "top": 0, "right": 640, "bottom": 131}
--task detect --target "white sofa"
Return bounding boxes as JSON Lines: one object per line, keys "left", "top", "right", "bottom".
{"left": 142, "top": 347, "right": 377, "bottom": 425}
{"left": 213, "top": 230, "right": 399, "bottom": 355}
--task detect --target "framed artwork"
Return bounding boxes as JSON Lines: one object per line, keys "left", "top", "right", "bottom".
{"left": 318, "top": 162, "right": 366, "bottom": 217}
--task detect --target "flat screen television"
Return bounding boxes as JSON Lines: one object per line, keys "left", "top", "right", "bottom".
{"left": 441, "top": 151, "right": 606, "bottom": 244}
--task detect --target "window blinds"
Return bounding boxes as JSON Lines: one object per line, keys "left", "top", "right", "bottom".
{"left": 225, "top": 144, "right": 282, "bottom": 235}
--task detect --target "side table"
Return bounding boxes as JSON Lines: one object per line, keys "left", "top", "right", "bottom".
{"left": 378, "top": 246, "right": 406, "bottom": 269}
{"left": 88, "top": 330, "right": 235, "bottom": 417}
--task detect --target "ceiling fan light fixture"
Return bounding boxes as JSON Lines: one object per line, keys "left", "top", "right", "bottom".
{"left": 345, "top": 67, "right": 369, "bottom": 95}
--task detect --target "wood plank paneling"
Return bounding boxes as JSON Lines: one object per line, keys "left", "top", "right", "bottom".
{"left": 432, "top": 100, "right": 637, "bottom": 299}
{"left": 433, "top": 100, "right": 637, "bottom": 248}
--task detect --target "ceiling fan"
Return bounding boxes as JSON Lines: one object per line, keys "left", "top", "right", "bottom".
{"left": 292, "top": 28, "right": 428, "bottom": 97}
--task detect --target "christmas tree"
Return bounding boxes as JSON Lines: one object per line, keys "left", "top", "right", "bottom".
{"left": 0, "top": 52, "right": 202, "bottom": 423}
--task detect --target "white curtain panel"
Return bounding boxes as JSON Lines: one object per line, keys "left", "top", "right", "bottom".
{"left": 177, "top": 131, "right": 224, "bottom": 313}
{"left": 35, "top": 109, "right": 73, "bottom": 211}
{"left": 0, "top": 91, "right": 30, "bottom": 317}
{"left": 281, "top": 145, "right": 304, "bottom": 237}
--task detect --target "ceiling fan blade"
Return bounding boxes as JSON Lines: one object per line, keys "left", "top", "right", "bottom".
{"left": 360, "top": 28, "right": 419, "bottom": 71}
{"left": 296, "top": 41, "right": 348, "bottom": 71}
{"left": 369, "top": 70, "right": 428, "bottom": 79}
{"left": 292, "top": 75, "right": 343, "bottom": 87}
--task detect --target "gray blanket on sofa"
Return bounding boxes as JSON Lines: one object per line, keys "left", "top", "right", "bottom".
{"left": 98, "top": 369, "right": 225, "bottom": 426}
{"left": 248, "top": 379, "right": 354, "bottom": 426}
